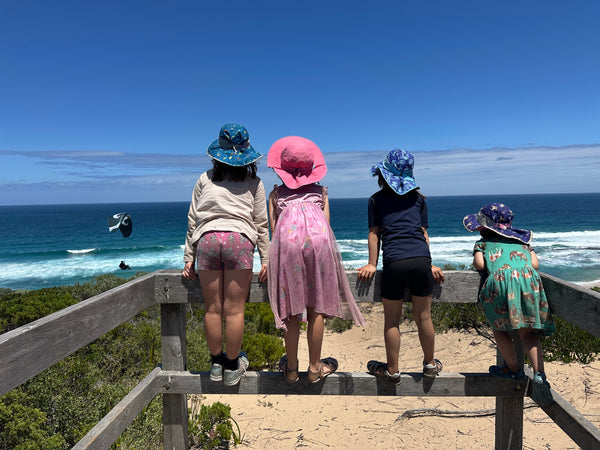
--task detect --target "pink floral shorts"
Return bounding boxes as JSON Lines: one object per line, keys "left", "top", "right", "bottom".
{"left": 195, "top": 231, "right": 254, "bottom": 271}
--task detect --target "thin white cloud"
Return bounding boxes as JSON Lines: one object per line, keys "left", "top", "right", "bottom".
{"left": 1, "top": 144, "right": 599, "bottom": 204}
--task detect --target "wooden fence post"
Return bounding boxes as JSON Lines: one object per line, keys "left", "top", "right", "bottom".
{"left": 495, "top": 332, "right": 524, "bottom": 450}
{"left": 161, "top": 303, "right": 189, "bottom": 450}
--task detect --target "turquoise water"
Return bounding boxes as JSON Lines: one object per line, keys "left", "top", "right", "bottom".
{"left": 1, "top": 193, "right": 599, "bottom": 290}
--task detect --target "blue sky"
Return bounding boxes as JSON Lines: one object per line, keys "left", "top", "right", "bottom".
{"left": 1, "top": 1, "right": 599, "bottom": 205}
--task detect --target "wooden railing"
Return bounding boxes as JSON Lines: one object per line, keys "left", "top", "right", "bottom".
{"left": 1, "top": 270, "right": 599, "bottom": 449}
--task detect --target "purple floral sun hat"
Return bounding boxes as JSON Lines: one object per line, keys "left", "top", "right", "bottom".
{"left": 370, "top": 149, "right": 418, "bottom": 196}
{"left": 207, "top": 123, "right": 262, "bottom": 167}
{"left": 463, "top": 202, "right": 532, "bottom": 244}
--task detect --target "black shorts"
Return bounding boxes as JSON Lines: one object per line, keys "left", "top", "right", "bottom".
{"left": 381, "top": 256, "right": 434, "bottom": 300}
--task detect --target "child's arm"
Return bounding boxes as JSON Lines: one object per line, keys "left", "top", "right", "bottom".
{"left": 322, "top": 188, "right": 330, "bottom": 223}
{"left": 422, "top": 228, "right": 445, "bottom": 282}
{"left": 357, "top": 226, "right": 380, "bottom": 281}
{"left": 529, "top": 248, "right": 540, "bottom": 270}
{"left": 268, "top": 189, "right": 278, "bottom": 230}
{"left": 473, "top": 251, "right": 485, "bottom": 271}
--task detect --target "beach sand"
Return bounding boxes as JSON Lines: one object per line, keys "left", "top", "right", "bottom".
{"left": 200, "top": 302, "right": 600, "bottom": 449}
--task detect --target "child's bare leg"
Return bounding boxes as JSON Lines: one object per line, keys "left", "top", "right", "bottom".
{"left": 306, "top": 308, "right": 325, "bottom": 373}
{"left": 494, "top": 330, "right": 520, "bottom": 372}
{"left": 222, "top": 269, "right": 252, "bottom": 360}
{"left": 198, "top": 270, "right": 224, "bottom": 356}
{"left": 411, "top": 295, "right": 435, "bottom": 365}
{"left": 283, "top": 316, "right": 300, "bottom": 371}
{"left": 518, "top": 328, "right": 544, "bottom": 373}
{"left": 382, "top": 298, "right": 403, "bottom": 374}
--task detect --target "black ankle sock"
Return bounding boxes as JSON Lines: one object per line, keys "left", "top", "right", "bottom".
{"left": 224, "top": 356, "right": 238, "bottom": 371}
{"left": 211, "top": 352, "right": 225, "bottom": 365}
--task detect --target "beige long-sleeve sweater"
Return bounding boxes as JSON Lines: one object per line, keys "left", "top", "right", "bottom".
{"left": 183, "top": 170, "right": 269, "bottom": 265}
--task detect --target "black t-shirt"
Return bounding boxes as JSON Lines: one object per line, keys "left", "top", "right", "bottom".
{"left": 367, "top": 189, "right": 431, "bottom": 265}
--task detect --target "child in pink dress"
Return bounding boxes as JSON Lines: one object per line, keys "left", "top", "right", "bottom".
{"left": 267, "top": 136, "right": 365, "bottom": 383}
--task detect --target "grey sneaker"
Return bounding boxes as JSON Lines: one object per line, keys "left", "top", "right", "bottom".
{"left": 210, "top": 363, "right": 223, "bottom": 381}
{"left": 223, "top": 351, "right": 249, "bottom": 386}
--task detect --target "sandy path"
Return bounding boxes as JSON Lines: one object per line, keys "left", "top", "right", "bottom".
{"left": 200, "top": 303, "right": 600, "bottom": 449}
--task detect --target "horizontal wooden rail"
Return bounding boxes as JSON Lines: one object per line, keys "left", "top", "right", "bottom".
{"left": 157, "top": 370, "right": 526, "bottom": 397}
{"left": 0, "top": 273, "right": 157, "bottom": 396}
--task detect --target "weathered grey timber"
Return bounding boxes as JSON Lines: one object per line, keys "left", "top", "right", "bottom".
{"left": 540, "top": 272, "right": 600, "bottom": 335}
{"left": 1, "top": 270, "right": 599, "bottom": 450}
{"left": 155, "top": 370, "right": 527, "bottom": 397}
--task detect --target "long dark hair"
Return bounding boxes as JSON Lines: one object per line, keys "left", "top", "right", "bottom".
{"left": 377, "top": 174, "right": 426, "bottom": 198}
{"left": 211, "top": 160, "right": 257, "bottom": 182}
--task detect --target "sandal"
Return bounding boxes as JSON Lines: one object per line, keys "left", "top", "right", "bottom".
{"left": 278, "top": 354, "right": 299, "bottom": 383}
{"left": 423, "top": 359, "right": 443, "bottom": 378}
{"left": 307, "top": 357, "right": 338, "bottom": 383}
{"left": 367, "top": 360, "right": 401, "bottom": 384}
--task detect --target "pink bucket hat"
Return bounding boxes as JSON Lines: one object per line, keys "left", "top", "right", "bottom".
{"left": 267, "top": 136, "right": 327, "bottom": 189}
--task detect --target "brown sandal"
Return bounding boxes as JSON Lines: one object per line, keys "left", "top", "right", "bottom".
{"left": 307, "top": 357, "right": 338, "bottom": 383}
{"left": 278, "top": 355, "right": 299, "bottom": 383}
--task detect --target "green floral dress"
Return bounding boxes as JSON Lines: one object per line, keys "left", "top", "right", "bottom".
{"left": 474, "top": 237, "right": 555, "bottom": 335}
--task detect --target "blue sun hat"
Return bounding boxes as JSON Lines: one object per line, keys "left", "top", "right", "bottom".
{"left": 207, "top": 123, "right": 262, "bottom": 166}
{"left": 463, "top": 202, "right": 532, "bottom": 244}
{"left": 370, "top": 149, "right": 418, "bottom": 195}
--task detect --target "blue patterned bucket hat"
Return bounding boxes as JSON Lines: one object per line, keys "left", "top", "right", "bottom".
{"left": 207, "top": 124, "right": 262, "bottom": 166}
{"left": 463, "top": 202, "right": 532, "bottom": 244}
{"left": 370, "top": 149, "right": 418, "bottom": 195}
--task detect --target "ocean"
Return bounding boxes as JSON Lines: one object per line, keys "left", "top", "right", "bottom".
{"left": 1, "top": 193, "right": 599, "bottom": 290}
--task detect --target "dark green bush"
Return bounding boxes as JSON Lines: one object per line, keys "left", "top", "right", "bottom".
{"left": 242, "top": 333, "right": 285, "bottom": 370}
{"left": 544, "top": 316, "right": 600, "bottom": 364}
{"left": 0, "top": 391, "right": 67, "bottom": 450}
{"left": 244, "top": 302, "right": 281, "bottom": 336}
{"left": 188, "top": 398, "right": 242, "bottom": 449}
{"left": 325, "top": 317, "right": 353, "bottom": 333}
{"left": 0, "top": 287, "right": 77, "bottom": 333}
{"left": 67, "top": 273, "right": 145, "bottom": 301}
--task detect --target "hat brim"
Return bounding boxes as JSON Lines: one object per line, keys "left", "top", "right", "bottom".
{"left": 272, "top": 165, "right": 327, "bottom": 189}
{"left": 371, "top": 163, "right": 418, "bottom": 196}
{"left": 268, "top": 136, "right": 327, "bottom": 189}
{"left": 463, "top": 213, "right": 533, "bottom": 244}
{"left": 207, "top": 140, "right": 262, "bottom": 166}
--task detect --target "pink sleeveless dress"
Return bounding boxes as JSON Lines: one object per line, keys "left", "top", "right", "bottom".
{"left": 267, "top": 184, "right": 365, "bottom": 330}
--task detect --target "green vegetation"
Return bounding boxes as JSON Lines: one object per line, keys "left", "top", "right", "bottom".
{"left": 1, "top": 274, "right": 598, "bottom": 448}
{"left": 188, "top": 397, "right": 242, "bottom": 449}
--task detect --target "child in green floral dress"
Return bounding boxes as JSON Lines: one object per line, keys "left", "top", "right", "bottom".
{"left": 464, "top": 202, "right": 554, "bottom": 406}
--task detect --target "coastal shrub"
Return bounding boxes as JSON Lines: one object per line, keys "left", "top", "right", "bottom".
{"left": 188, "top": 397, "right": 242, "bottom": 449}
{"left": 544, "top": 317, "right": 600, "bottom": 364}
{"left": 244, "top": 302, "right": 281, "bottom": 336}
{"left": 114, "top": 397, "right": 163, "bottom": 449}
{"left": 242, "top": 333, "right": 285, "bottom": 370}
{"left": 0, "top": 287, "right": 77, "bottom": 333}
{"left": 429, "top": 303, "right": 493, "bottom": 341}
{"left": 325, "top": 317, "right": 353, "bottom": 333}
{"left": 0, "top": 391, "right": 67, "bottom": 450}
{"left": 67, "top": 272, "right": 145, "bottom": 301}
{"left": 187, "top": 323, "right": 211, "bottom": 372}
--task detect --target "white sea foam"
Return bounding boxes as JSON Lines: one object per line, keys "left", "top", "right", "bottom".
{"left": 66, "top": 248, "right": 96, "bottom": 254}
